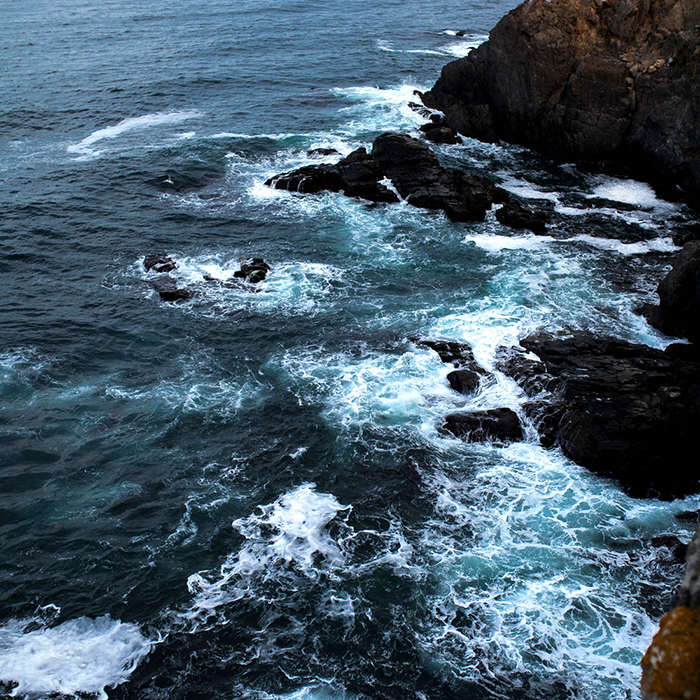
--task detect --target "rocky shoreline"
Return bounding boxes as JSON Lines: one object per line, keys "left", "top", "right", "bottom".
{"left": 421, "top": 0, "right": 700, "bottom": 198}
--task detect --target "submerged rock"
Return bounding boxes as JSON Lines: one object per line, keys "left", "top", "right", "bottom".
{"left": 266, "top": 133, "right": 507, "bottom": 221}
{"left": 443, "top": 408, "right": 523, "bottom": 443}
{"left": 422, "top": 0, "right": 700, "bottom": 195}
{"left": 500, "top": 331, "right": 700, "bottom": 499}
{"left": 641, "top": 240, "right": 700, "bottom": 343}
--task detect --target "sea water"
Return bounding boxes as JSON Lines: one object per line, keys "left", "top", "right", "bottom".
{"left": 1, "top": 0, "right": 699, "bottom": 698}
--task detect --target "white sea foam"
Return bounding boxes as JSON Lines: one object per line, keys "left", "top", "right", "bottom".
{"left": 0, "top": 615, "right": 153, "bottom": 699}
{"left": 498, "top": 177, "right": 560, "bottom": 202}
{"left": 182, "top": 484, "right": 351, "bottom": 626}
{"left": 67, "top": 110, "right": 201, "bottom": 157}
{"left": 105, "top": 349, "right": 260, "bottom": 418}
{"left": 440, "top": 35, "right": 487, "bottom": 57}
{"left": 330, "top": 84, "right": 427, "bottom": 135}
{"left": 570, "top": 234, "right": 678, "bottom": 256}
{"left": 588, "top": 177, "right": 669, "bottom": 209}
{"left": 137, "top": 254, "right": 346, "bottom": 317}
{"left": 464, "top": 233, "right": 555, "bottom": 252}
{"left": 418, "top": 443, "right": 692, "bottom": 699}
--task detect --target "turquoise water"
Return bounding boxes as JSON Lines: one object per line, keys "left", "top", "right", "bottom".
{"left": 1, "top": 1, "right": 699, "bottom": 698}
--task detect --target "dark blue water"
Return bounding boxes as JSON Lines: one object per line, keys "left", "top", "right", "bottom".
{"left": 1, "top": 2, "right": 699, "bottom": 699}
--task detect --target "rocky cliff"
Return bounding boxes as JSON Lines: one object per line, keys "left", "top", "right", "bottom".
{"left": 422, "top": 0, "right": 700, "bottom": 194}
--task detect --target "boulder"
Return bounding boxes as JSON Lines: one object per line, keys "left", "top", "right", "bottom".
{"left": 419, "top": 122, "right": 462, "bottom": 145}
{"left": 267, "top": 133, "right": 506, "bottom": 220}
{"left": 266, "top": 147, "right": 398, "bottom": 203}
{"left": 152, "top": 277, "right": 193, "bottom": 302}
{"left": 422, "top": 0, "right": 700, "bottom": 195}
{"left": 443, "top": 408, "right": 523, "bottom": 443}
{"left": 495, "top": 200, "right": 551, "bottom": 234}
{"left": 447, "top": 369, "right": 480, "bottom": 395}
{"left": 233, "top": 257, "right": 271, "bottom": 284}
{"left": 144, "top": 255, "right": 177, "bottom": 274}
{"left": 641, "top": 240, "right": 700, "bottom": 343}
{"left": 500, "top": 332, "right": 700, "bottom": 498}
{"left": 308, "top": 148, "right": 340, "bottom": 157}
{"left": 409, "top": 337, "right": 482, "bottom": 371}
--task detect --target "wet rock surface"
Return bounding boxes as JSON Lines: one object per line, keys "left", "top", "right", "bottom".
{"left": 443, "top": 408, "right": 523, "bottom": 444}
{"left": 152, "top": 276, "right": 194, "bottom": 302}
{"left": 267, "top": 133, "right": 508, "bottom": 221}
{"left": 422, "top": 0, "right": 700, "bottom": 195}
{"left": 495, "top": 199, "right": 551, "bottom": 234}
{"left": 641, "top": 240, "right": 700, "bottom": 343}
{"left": 144, "top": 255, "right": 177, "bottom": 274}
{"left": 499, "top": 331, "right": 700, "bottom": 499}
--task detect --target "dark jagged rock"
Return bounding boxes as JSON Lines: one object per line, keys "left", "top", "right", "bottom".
{"left": 500, "top": 331, "right": 700, "bottom": 499}
{"left": 153, "top": 277, "right": 194, "bottom": 302}
{"left": 423, "top": 0, "right": 700, "bottom": 195}
{"left": 144, "top": 255, "right": 177, "bottom": 274}
{"left": 409, "top": 337, "right": 482, "bottom": 372}
{"left": 641, "top": 240, "right": 700, "bottom": 343}
{"left": 447, "top": 369, "right": 480, "bottom": 395}
{"left": 373, "top": 133, "right": 505, "bottom": 220}
{"left": 495, "top": 200, "right": 551, "bottom": 234}
{"left": 408, "top": 102, "right": 434, "bottom": 119}
{"left": 308, "top": 148, "right": 340, "bottom": 157}
{"left": 419, "top": 122, "right": 462, "bottom": 145}
{"left": 267, "top": 133, "right": 505, "bottom": 220}
{"left": 266, "top": 147, "right": 398, "bottom": 203}
{"left": 234, "top": 257, "right": 271, "bottom": 284}
{"left": 443, "top": 408, "right": 523, "bottom": 443}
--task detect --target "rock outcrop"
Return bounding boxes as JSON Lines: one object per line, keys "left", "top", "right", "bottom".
{"left": 499, "top": 331, "right": 700, "bottom": 498}
{"left": 443, "top": 408, "right": 524, "bottom": 443}
{"left": 422, "top": 0, "right": 700, "bottom": 194}
{"left": 642, "top": 240, "right": 700, "bottom": 343}
{"left": 267, "top": 134, "right": 508, "bottom": 222}
{"left": 642, "top": 523, "right": 700, "bottom": 700}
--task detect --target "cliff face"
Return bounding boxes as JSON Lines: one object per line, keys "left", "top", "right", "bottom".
{"left": 423, "top": 0, "right": 700, "bottom": 193}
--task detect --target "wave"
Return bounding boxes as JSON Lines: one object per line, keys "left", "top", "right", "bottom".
{"left": 67, "top": 110, "right": 201, "bottom": 158}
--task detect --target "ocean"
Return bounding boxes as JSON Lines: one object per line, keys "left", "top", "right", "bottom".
{"left": 1, "top": 1, "right": 699, "bottom": 698}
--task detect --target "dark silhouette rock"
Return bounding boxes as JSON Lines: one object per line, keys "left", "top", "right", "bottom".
{"left": 308, "top": 148, "right": 340, "bottom": 157}
{"left": 447, "top": 369, "right": 480, "bottom": 395}
{"left": 144, "top": 255, "right": 177, "bottom": 274}
{"left": 420, "top": 122, "right": 462, "bottom": 145}
{"left": 443, "top": 408, "right": 523, "bottom": 443}
{"left": 267, "top": 133, "right": 505, "bottom": 220}
{"left": 422, "top": 0, "right": 700, "bottom": 195}
{"left": 266, "top": 148, "right": 398, "bottom": 203}
{"left": 495, "top": 200, "right": 551, "bottom": 234}
{"left": 500, "top": 331, "right": 700, "bottom": 498}
{"left": 409, "top": 337, "right": 482, "bottom": 371}
{"left": 153, "top": 277, "right": 193, "bottom": 302}
{"left": 234, "top": 258, "right": 271, "bottom": 284}
{"left": 641, "top": 240, "right": 700, "bottom": 343}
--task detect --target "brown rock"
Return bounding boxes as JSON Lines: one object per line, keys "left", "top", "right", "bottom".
{"left": 641, "top": 607, "right": 700, "bottom": 700}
